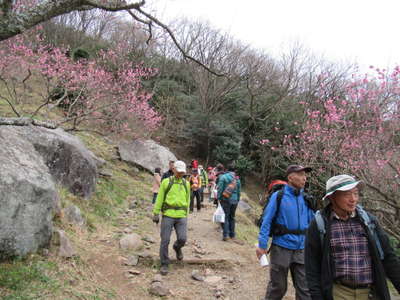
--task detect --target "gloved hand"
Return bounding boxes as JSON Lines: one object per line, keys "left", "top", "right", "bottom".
{"left": 152, "top": 214, "right": 160, "bottom": 224}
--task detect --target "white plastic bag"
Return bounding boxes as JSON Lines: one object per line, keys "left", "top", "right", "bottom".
{"left": 213, "top": 203, "right": 225, "bottom": 223}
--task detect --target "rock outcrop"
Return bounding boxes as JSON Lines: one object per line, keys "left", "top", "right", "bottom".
{"left": 0, "top": 127, "right": 56, "bottom": 259}
{"left": 0, "top": 125, "right": 100, "bottom": 258}
{"left": 119, "top": 139, "right": 177, "bottom": 174}
{"left": 18, "top": 126, "right": 98, "bottom": 198}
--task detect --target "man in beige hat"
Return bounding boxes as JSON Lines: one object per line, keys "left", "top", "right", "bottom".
{"left": 305, "top": 174, "right": 400, "bottom": 300}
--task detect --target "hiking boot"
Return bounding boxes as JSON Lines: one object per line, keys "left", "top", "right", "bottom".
{"left": 160, "top": 264, "right": 169, "bottom": 276}
{"left": 174, "top": 245, "right": 183, "bottom": 261}
{"left": 222, "top": 237, "right": 228, "bottom": 241}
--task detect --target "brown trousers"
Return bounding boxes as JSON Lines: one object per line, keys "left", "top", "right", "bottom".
{"left": 333, "top": 283, "right": 373, "bottom": 300}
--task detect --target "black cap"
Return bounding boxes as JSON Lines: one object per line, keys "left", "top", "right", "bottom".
{"left": 286, "top": 165, "right": 312, "bottom": 176}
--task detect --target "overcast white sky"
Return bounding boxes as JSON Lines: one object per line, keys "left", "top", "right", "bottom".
{"left": 149, "top": 0, "right": 400, "bottom": 71}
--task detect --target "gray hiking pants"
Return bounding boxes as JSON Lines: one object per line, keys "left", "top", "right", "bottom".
{"left": 160, "top": 216, "right": 187, "bottom": 266}
{"left": 265, "top": 244, "right": 311, "bottom": 300}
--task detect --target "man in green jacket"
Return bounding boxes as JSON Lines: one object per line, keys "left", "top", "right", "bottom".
{"left": 153, "top": 160, "right": 190, "bottom": 275}
{"left": 199, "top": 165, "right": 209, "bottom": 204}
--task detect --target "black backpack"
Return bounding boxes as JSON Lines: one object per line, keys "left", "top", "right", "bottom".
{"left": 256, "top": 185, "right": 317, "bottom": 236}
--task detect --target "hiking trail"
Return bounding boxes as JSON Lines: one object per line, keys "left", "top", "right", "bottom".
{"left": 83, "top": 200, "right": 296, "bottom": 300}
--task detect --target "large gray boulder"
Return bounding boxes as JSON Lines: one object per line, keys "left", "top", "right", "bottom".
{"left": 237, "top": 192, "right": 253, "bottom": 216}
{"left": 119, "top": 139, "right": 177, "bottom": 173}
{"left": 15, "top": 126, "right": 98, "bottom": 198}
{"left": 0, "top": 125, "right": 99, "bottom": 259}
{"left": 0, "top": 127, "right": 56, "bottom": 259}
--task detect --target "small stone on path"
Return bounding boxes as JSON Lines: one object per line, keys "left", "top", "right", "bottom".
{"left": 124, "top": 255, "right": 139, "bottom": 266}
{"left": 149, "top": 281, "right": 170, "bottom": 296}
{"left": 191, "top": 270, "right": 205, "bottom": 281}
{"left": 142, "top": 235, "right": 156, "bottom": 243}
{"left": 128, "top": 269, "right": 141, "bottom": 275}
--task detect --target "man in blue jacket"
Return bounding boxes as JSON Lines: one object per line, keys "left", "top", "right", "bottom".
{"left": 256, "top": 165, "right": 314, "bottom": 300}
{"left": 217, "top": 163, "right": 241, "bottom": 241}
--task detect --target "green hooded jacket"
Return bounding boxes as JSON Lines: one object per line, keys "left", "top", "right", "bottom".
{"left": 200, "top": 168, "right": 208, "bottom": 187}
{"left": 153, "top": 176, "right": 190, "bottom": 218}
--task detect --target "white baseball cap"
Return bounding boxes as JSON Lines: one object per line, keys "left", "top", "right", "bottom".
{"left": 174, "top": 160, "right": 186, "bottom": 173}
{"left": 323, "top": 174, "right": 363, "bottom": 201}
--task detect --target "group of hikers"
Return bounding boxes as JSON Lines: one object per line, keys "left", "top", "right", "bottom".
{"left": 150, "top": 160, "right": 400, "bottom": 300}
{"left": 151, "top": 160, "right": 241, "bottom": 275}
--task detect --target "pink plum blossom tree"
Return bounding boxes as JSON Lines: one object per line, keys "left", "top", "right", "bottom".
{"left": 279, "top": 68, "right": 400, "bottom": 241}
{"left": 0, "top": 32, "right": 161, "bottom": 135}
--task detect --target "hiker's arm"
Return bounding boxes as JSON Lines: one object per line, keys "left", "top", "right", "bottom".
{"left": 153, "top": 179, "right": 167, "bottom": 215}
{"left": 375, "top": 220, "right": 400, "bottom": 293}
{"left": 237, "top": 180, "right": 241, "bottom": 202}
{"left": 305, "top": 220, "right": 324, "bottom": 300}
{"left": 217, "top": 177, "right": 225, "bottom": 200}
{"left": 258, "top": 193, "right": 278, "bottom": 249}
{"left": 155, "top": 174, "right": 161, "bottom": 186}
{"left": 186, "top": 180, "right": 191, "bottom": 213}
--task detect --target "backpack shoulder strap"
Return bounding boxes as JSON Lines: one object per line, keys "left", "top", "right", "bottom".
{"left": 357, "top": 205, "right": 384, "bottom": 260}
{"left": 276, "top": 188, "right": 284, "bottom": 211}
{"left": 271, "top": 188, "right": 285, "bottom": 224}
{"left": 163, "top": 177, "right": 174, "bottom": 201}
{"left": 315, "top": 210, "right": 326, "bottom": 247}
{"left": 303, "top": 193, "right": 317, "bottom": 212}
{"left": 182, "top": 178, "right": 188, "bottom": 196}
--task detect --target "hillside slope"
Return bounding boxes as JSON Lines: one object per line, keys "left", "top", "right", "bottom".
{"left": 0, "top": 131, "right": 295, "bottom": 300}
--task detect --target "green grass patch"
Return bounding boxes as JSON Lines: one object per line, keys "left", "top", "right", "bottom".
{"left": 58, "top": 164, "right": 152, "bottom": 230}
{"left": 75, "top": 132, "right": 115, "bottom": 162}
{"left": 236, "top": 212, "right": 259, "bottom": 245}
{"left": 0, "top": 257, "right": 60, "bottom": 300}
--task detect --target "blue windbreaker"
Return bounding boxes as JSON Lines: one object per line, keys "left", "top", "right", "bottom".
{"left": 258, "top": 184, "right": 314, "bottom": 250}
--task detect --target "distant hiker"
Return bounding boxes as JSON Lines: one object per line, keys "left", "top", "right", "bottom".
{"left": 208, "top": 166, "right": 216, "bottom": 202}
{"left": 152, "top": 161, "right": 190, "bottom": 276}
{"left": 189, "top": 168, "right": 202, "bottom": 212}
{"left": 256, "top": 165, "right": 314, "bottom": 300}
{"left": 305, "top": 174, "right": 400, "bottom": 300}
{"left": 214, "top": 163, "right": 225, "bottom": 185}
{"left": 152, "top": 167, "right": 162, "bottom": 204}
{"left": 161, "top": 160, "right": 175, "bottom": 181}
{"left": 191, "top": 159, "right": 199, "bottom": 172}
{"left": 217, "top": 163, "right": 241, "bottom": 241}
{"left": 214, "top": 163, "right": 225, "bottom": 207}
{"left": 199, "top": 165, "right": 209, "bottom": 204}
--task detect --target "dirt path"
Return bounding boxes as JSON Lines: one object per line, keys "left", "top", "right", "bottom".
{"left": 84, "top": 200, "right": 296, "bottom": 300}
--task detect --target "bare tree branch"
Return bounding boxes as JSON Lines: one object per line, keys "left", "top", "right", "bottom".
{"left": 0, "top": 0, "right": 146, "bottom": 41}
{"left": 126, "top": 10, "right": 153, "bottom": 44}
{"left": 83, "top": 0, "right": 145, "bottom": 11}
{"left": 132, "top": 7, "right": 224, "bottom": 77}
{"left": 0, "top": 117, "right": 56, "bottom": 128}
